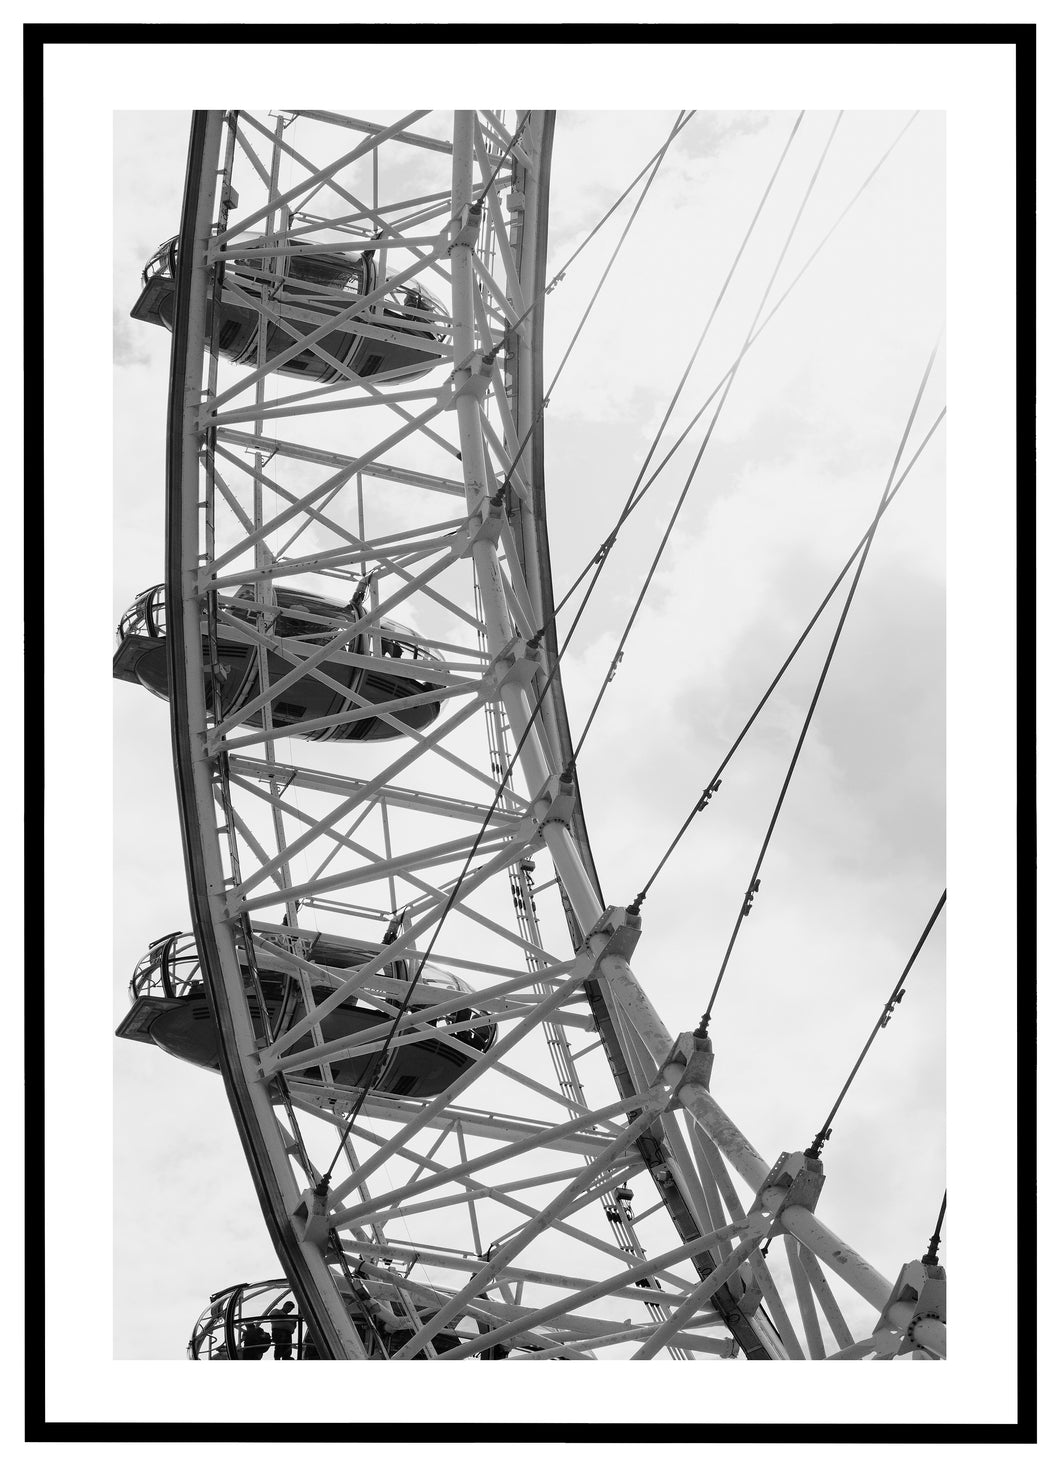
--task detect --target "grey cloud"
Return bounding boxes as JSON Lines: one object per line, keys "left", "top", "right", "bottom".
{"left": 114, "top": 312, "right": 152, "bottom": 368}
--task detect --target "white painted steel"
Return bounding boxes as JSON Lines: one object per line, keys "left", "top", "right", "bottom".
{"left": 129, "top": 106, "right": 943, "bottom": 1364}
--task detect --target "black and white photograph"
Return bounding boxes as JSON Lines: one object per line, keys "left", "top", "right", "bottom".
{"left": 33, "top": 20, "right": 1031, "bottom": 1444}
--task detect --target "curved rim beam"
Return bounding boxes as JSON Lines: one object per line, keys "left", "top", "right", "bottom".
{"left": 166, "top": 109, "right": 366, "bottom": 1361}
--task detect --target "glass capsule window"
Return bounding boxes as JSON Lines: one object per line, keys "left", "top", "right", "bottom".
{"left": 141, "top": 237, "right": 177, "bottom": 287}
{"left": 116, "top": 584, "right": 167, "bottom": 645}
{"left": 130, "top": 932, "right": 204, "bottom": 1002}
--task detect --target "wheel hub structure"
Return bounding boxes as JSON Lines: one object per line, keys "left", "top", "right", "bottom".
{"left": 121, "top": 108, "right": 944, "bottom": 1363}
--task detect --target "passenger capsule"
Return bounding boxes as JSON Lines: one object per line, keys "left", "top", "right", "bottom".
{"left": 113, "top": 582, "right": 442, "bottom": 741}
{"left": 117, "top": 926, "right": 496, "bottom": 1099}
{"left": 189, "top": 1278, "right": 501, "bottom": 1359}
{"left": 131, "top": 235, "right": 447, "bottom": 383}
{"left": 188, "top": 1281, "right": 310, "bottom": 1360}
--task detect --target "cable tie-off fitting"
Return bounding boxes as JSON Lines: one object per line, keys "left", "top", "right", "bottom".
{"left": 594, "top": 532, "right": 617, "bottom": 565}
{"left": 742, "top": 877, "right": 761, "bottom": 917}
{"left": 804, "top": 1127, "right": 831, "bottom": 1160}
{"left": 696, "top": 778, "right": 722, "bottom": 812}
{"left": 880, "top": 989, "right": 905, "bottom": 1028}
{"left": 626, "top": 891, "right": 646, "bottom": 918}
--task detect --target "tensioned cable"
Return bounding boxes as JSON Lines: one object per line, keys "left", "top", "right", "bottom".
{"left": 315, "top": 114, "right": 921, "bottom": 1180}
{"left": 628, "top": 405, "right": 946, "bottom": 907}
{"left": 474, "top": 111, "right": 532, "bottom": 206}
{"left": 325, "top": 115, "right": 923, "bottom": 1090}
{"left": 922, "top": 1190, "right": 946, "bottom": 1266}
{"left": 483, "top": 111, "right": 696, "bottom": 502}
{"left": 513, "top": 110, "right": 923, "bottom": 671}
{"left": 692, "top": 334, "right": 942, "bottom": 1033}
{"left": 804, "top": 891, "right": 946, "bottom": 1158}
{"left": 572, "top": 112, "right": 842, "bottom": 763}
{"left": 489, "top": 111, "right": 697, "bottom": 366}
{"left": 263, "top": 112, "right": 691, "bottom": 571}
{"left": 315, "top": 121, "right": 692, "bottom": 1181}
{"left": 612, "top": 112, "right": 921, "bottom": 535}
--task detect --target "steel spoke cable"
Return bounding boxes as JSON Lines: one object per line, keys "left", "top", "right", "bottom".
{"left": 572, "top": 112, "right": 842, "bottom": 763}
{"left": 694, "top": 333, "right": 943, "bottom": 1033}
{"left": 616, "top": 112, "right": 922, "bottom": 534}
{"left": 921, "top": 1190, "right": 946, "bottom": 1266}
{"left": 536, "top": 112, "right": 806, "bottom": 698}
{"left": 526, "top": 110, "right": 921, "bottom": 675}
{"left": 630, "top": 405, "right": 946, "bottom": 906}
{"left": 473, "top": 110, "right": 532, "bottom": 207}
{"left": 328, "top": 116, "right": 914, "bottom": 1069}
{"left": 317, "top": 568, "right": 603, "bottom": 1183}
{"left": 485, "top": 110, "right": 692, "bottom": 506}
{"left": 310, "top": 114, "right": 916, "bottom": 1182}
{"left": 804, "top": 891, "right": 946, "bottom": 1158}
{"left": 488, "top": 110, "right": 697, "bottom": 367}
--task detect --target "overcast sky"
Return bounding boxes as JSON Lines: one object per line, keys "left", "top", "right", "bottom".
{"left": 109, "top": 104, "right": 950, "bottom": 1372}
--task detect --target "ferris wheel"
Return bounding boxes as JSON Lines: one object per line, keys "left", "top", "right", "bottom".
{"left": 114, "top": 108, "right": 946, "bottom": 1362}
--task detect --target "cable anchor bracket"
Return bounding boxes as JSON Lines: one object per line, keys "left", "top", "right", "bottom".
{"left": 491, "top": 635, "right": 544, "bottom": 695}
{"left": 750, "top": 1149, "right": 826, "bottom": 1230}
{"left": 873, "top": 1259, "right": 947, "bottom": 1358}
{"left": 584, "top": 904, "right": 643, "bottom": 964}
{"left": 659, "top": 1030, "right": 715, "bottom": 1096}
{"left": 448, "top": 200, "right": 484, "bottom": 253}
{"left": 532, "top": 764, "right": 577, "bottom": 833}
{"left": 291, "top": 1184, "right": 332, "bottom": 1249}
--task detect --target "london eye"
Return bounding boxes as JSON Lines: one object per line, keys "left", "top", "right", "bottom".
{"left": 114, "top": 108, "right": 946, "bottom": 1363}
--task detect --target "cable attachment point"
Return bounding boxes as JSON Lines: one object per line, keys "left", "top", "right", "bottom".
{"left": 696, "top": 777, "right": 722, "bottom": 812}
{"left": 804, "top": 1126, "right": 832, "bottom": 1161}
{"left": 659, "top": 1030, "right": 715, "bottom": 1093}
{"left": 594, "top": 531, "right": 618, "bottom": 565}
{"left": 545, "top": 270, "right": 567, "bottom": 294}
{"left": 606, "top": 650, "right": 624, "bottom": 684}
{"left": 493, "top": 634, "right": 544, "bottom": 695}
{"left": 879, "top": 989, "right": 905, "bottom": 1027}
{"left": 626, "top": 891, "right": 646, "bottom": 919}
{"left": 752, "top": 1150, "right": 826, "bottom": 1225}
{"left": 449, "top": 199, "right": 484, "bottom": 252}
{"left": 922, "top": 1193, "right": 946, "bottom": 1267}
{"left": 873, "top": 1259, "right": 947, "bottom": 1359}
{"left": 292, "top": 1184, "right": 332, "bottom": 1248}
{"left": 742, "top": 877, "right": 762, "bottom": 917}
{"left": 533, "top": 769, "right": 577, "bottom": 831}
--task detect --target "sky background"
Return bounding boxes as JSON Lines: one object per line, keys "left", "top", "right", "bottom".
{"left": 112, "top": 103, "right": 947, "bottom": 1359}
{"left": 34, "top": 28, "right": 1025, "bottom": 1432}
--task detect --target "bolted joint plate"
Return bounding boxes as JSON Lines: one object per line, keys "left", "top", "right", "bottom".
{"left": 291, "top": 1186, "right": 332, "bottom": 1249}
{"left": 585, "top": 904, "right": 642, "bottom": 963}
{"left": 448, "top": 202, "right": 483, "bottom": 252}
{"left": 661, "top": 1031, "right": 715, "bottom": 1092}
{"left": 449, "top": 355, "right": 493, "bottom": 405}
{"left": 493, "top": 635, "right": 544, "bottom": 693}
{"left": 753, "top": 1150, "right": 826, "bottom": 1221}
{"left": 534, "top": 770, "right": 577, "bottom": 830}
{"left": 875, "top": 1260, "right": 947, "bottom": 1355}
{"left": 466, "top": 498, "right": 507, "bottom": 548}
